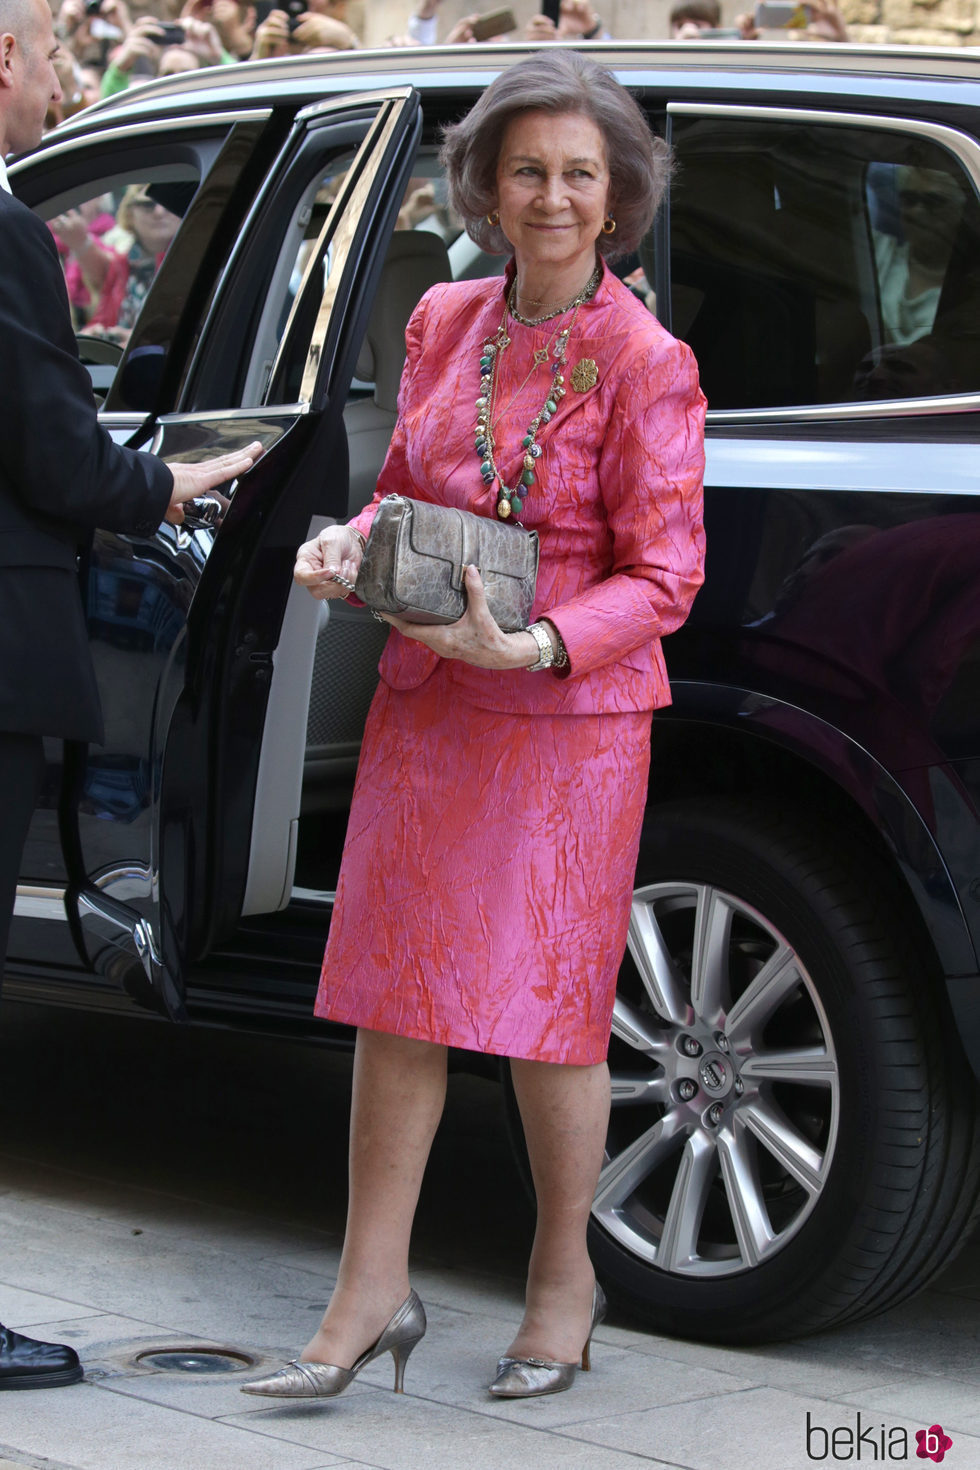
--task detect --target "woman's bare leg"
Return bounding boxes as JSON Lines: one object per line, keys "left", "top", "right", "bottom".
{"left": 506, "top": 1057, "right": 610, "bottom": 1364}
{"left": 300, "top": 1027, "right": 447, "bottom": 1366}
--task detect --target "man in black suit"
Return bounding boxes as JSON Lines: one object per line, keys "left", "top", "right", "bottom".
{"left": 0, "top": 0, "right": 261, "bottom": 1389}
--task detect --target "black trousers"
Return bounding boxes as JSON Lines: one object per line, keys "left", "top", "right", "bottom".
{"left": 0, "top": 732, "right": 44, "bottom": 985}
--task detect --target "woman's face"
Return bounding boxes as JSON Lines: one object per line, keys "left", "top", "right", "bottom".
{"left": 494, "top": 109, "right": 610, "bottom": 280}
{"left": 130, "top": 197, "right": 180, "bottom": 257}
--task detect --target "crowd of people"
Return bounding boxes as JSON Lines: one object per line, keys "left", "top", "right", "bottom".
{"left": 48, "top": 0, "right": 853, "bottom": 131}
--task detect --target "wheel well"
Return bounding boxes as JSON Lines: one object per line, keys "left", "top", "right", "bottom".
{"left": 646, "top": 715, "right": 963, "bottom": 992}
{"left": 650, "top": 718, "right": 875, "bottom": 843}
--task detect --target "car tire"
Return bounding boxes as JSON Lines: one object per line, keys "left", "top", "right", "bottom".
{"left": 502, "top": 797, "right": 980, "bottom": 1345}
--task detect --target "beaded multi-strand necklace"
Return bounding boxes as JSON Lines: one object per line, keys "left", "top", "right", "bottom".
{"left": 475, "top": 263, "right": 602, "bottom": 521}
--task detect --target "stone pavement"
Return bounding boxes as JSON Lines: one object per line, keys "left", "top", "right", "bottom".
{"left": 0, "top": 1001, "right": 977, "bottom": 1470}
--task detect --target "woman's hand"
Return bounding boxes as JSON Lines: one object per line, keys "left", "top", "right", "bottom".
{"left": 113, "top": 18, "right": 164, "bottom": 71}
{"left": 99, "top": 0, "right": 131, "bottom": 34}
{"left": 805, "top": 0, "right": 849, "bottom": 40}
{"left": 180, "top": 15, "right": 224, "bottom": 62}
{"left": 383, "top": 564, "right": 539, "bottom": 670}
{"left": 250, "top": 8, "right": 289, "bottom": 56}
{"left": 557, "top": 0, "right": 601, "bottom": 37}
{"left": 294, "top": 525, "right": 365, "bottom": 600}
{"left": 289, "top": 12, "right": 358, "bottom": 49}
{"left": 524, "top": 13, "right": 557, "bottom": 41}
{"left": 210, "top": 0, "right": 254, "bottom": 55}
{"left": 50, "top": 208, "right": 90, "bottom": 254}
{"left": 444, "top": 13, "right": 479, "bottom": 42}
{"left": 57, "top": 0, "right": 87, "bottom": 35}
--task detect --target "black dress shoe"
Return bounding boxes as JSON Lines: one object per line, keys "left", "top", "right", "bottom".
{"left": 0, "top": 1323, "right": 83, "bottom": 1390}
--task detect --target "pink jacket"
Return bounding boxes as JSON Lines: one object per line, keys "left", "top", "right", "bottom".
{"left": 350, "top": 259, "right": 706, "bottom": 716}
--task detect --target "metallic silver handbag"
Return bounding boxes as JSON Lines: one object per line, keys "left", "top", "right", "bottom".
{"left": 354, "top": 495, "right": 539, "bottom": 633}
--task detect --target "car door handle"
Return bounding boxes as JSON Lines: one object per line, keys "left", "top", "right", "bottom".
{"left": 182, "top": 497, "right": 223, "bottom": 528}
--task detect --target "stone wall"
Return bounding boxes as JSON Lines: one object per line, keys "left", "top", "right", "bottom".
{"left": 842, "top": 0, "right": 980, "bottom": 46}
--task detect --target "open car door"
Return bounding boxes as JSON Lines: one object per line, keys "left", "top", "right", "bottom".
{"left": 10, "top": 88, "right": 422, "bottom": 1020}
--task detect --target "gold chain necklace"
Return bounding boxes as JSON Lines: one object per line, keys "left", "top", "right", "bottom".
{"left": 509, "top": 262, "right": 603, "bottom": 326}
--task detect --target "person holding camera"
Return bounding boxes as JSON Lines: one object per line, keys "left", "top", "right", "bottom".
{"left": 99, "top": 12, "right": 228, "bottom": 95}
{"left": 55, "top": 0, "right": 129, "bottom": 71}
{"left": 0, "top": 0, "right": 262, "bottom": 1390}
{"left": 98, "top": 14, "right": 166, "bottom": 93}
{"left": 525, "top": 0, "right": 609, "bottom": 42}
{"left": 249, "top": 1, "right": 356, "bottom": 58}
{"left": 735, "top": 0, "right": 849, "bottom": 40}
{"left": 202, "top": 0, "right": 257, "bottom": 60}
{"left": 242, "top": 49, "right": 703, "bottom": 1406}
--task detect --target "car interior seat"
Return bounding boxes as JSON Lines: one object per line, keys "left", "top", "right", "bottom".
{"left": 302, "top": 230, "right": 453, "bottom": 814}
{"left": 343, "top": 229, "right": 453, "bottom": 513}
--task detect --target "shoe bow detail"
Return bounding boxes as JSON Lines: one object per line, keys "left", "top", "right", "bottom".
{"left": 240, "top": 1290, "right": 426, "bottom": 1400}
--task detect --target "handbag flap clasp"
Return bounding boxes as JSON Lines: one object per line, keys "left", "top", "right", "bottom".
{"left": 407, "top": 500, "right": 467, "bottom": 589}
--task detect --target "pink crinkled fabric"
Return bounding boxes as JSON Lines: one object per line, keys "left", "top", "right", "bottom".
{"left": 314, "top": 261, "right": 705, "bottom": 1063}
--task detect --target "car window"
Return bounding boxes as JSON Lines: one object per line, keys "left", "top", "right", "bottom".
{"left": 668, "top": 115, "right": 980, "bottom": 409}
{"left": 191, "top": 124, "right": 386, "bottom": 411}
{"left": 39, "top": 162, "right": 202, "bottom": 404}
{"left": 237, "top": 154, "right": 357, "bottom": 408}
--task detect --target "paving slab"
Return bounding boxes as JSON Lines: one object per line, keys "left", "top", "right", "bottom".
{"left": 0, "top": 1285, "right": 98, "bottom": 1331}
{"left": 0, "top": 1381, "right": 348, "bottom": 1470}
{"left": 556, "top": 1384, "right": 980, "bottom": 1470}
{"left": 225, "top": 1393, "right": 688, "bottom": 1469}
{"left": 0, "top": 1204, "right": 347, "bottom": 1351}
{"left": 601, "top": 1311, "right": 979, "bottom": 1399}
{"left": 836, "top": 1372, "right": 980, "bottom": 1437}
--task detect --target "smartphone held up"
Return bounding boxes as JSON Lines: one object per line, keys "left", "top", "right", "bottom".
{"left": 753, "top": 0, "right": 812, "bottom": 25}
{"left": 469, "top": 6, "right": 517, "bottom": 41}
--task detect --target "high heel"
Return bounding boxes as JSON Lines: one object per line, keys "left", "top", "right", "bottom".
{"left": 240, "top": 1290, "right": 426, "bottom": 1400}
{"left": 488, "top": 1283, "right": 606, "bottom": 1399}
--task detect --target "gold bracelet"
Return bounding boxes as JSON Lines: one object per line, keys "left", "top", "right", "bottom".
{"left": 542, "top": 619, "right": 569, "bottom": 670}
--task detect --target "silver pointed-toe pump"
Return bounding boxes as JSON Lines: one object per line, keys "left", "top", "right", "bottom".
{"left": 240, "top": 1290, "right": 426, "bottom": 1400}
{"left": 488, "top": 1283, "right": 607, "bottom": 1399}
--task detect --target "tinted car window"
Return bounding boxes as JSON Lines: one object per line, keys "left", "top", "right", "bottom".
{"left": 669, "top": 115, "right": 980, "bottom": 409}
{"left": 42, "top": 164, "right": 200, "bottom": 402}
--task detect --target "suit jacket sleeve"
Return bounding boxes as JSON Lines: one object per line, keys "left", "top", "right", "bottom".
{"left": 0, "top": 195, "right": 173, "bottom": 541}
{"left": 544, "top": 336, "right": 706, "bottom": 678}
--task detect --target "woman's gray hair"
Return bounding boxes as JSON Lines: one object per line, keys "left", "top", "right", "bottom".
{"left": 440, "top": 49, "right": 670, "bottom": 262}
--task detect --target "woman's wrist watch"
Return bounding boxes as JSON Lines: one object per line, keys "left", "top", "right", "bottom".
{"left": 526, "top": 620, "right": 569, "bottom": 672}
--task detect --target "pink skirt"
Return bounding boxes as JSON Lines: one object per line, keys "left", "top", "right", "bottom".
{"left": 314, "top": 662, "right": 651, "bottom": 1064}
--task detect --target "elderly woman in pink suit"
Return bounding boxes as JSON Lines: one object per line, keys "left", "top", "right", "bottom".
{"left": 243, "top": 49, "right": 705, "bottom": 1404}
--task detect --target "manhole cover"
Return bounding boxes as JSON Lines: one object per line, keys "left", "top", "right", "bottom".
{"left": 136, "top": 1348, "right": 255, "bottom": 1374}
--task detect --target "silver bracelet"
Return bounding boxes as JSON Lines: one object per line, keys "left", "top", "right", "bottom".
{"left": 526, "top": 621, "right": 555, "bottom": 672}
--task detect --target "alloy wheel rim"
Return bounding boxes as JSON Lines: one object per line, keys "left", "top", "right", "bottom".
{"left": 594, "top": 881, "right": 840, "bottom": 1277}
